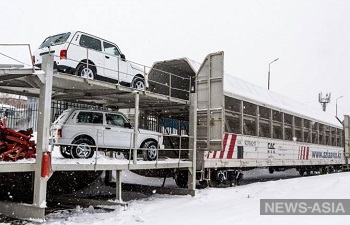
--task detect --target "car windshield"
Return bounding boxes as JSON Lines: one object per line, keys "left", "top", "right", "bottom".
{"left": 40, "top": 32, "right": 71, "bottom": 48}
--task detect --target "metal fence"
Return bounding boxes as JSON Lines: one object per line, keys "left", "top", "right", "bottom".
{"left": 4, "top": 99, "right": 189, "bottom": 135}
{"left": 3, "top": 98, "right": 190, "bottom": 156}
{"left": 3, "top": 99, "right": 105, "bottom": 131}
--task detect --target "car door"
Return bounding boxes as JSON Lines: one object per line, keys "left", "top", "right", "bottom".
{"left": 74, "top": 111, "right": 104, "bottom": 146}
{"left": 103, "top": 113, "right": 133, "bottom": 149}
{"left": 103, "top": 41, "right": 128, "bottom": 83}
{"left": 74, "top": 33, "right": 104, "bottom": 76}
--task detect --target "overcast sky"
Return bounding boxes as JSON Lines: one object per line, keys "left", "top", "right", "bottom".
{"left": 2, "top": 0, "right": 350, "bottom": 118}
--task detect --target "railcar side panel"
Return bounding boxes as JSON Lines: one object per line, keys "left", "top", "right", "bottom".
{"left": 204, "top": 133, "right": 345, "bottom": 168}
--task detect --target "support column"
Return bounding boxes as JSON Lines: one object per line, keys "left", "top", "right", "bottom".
{"left": 316, "top": 123, "right": 320, "bottom": 144}
{"left": 344, "top": 116, "right": 350, "bottom": 168}
{"left": 292, "top": 116, "right": 295, "bottom": 140}
{"left": 115, "top": 170, "right": 123, "bottom": 203}
{"left": 301, "top": 119, "right": 304, "bottom": 142}
{"left": 240, "top": 100, "right": 244, "bottom": 134}
{"left": 270, "top": 109, "right": 273, "bottom": 138}
{"left": 282, "top": 113, "right": 285, "bottom": 140}
{"left": 133, "top": 92, "right": 139, "bottom": 164}
{"left": 33, "top": 53, "right": 54, "bottom": 208}
{"left": 188, "top": 92, "right": 197, "bottom": 194}
{"left": 256, "top": 105, "right": 259, "bottom": 136}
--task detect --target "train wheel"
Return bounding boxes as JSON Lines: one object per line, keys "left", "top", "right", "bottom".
{"left": 306, "top": 168, "right": 311, "bottom": 176}
{"left": 299, "top": 168, "right": 305, "bottom": 176}
{"left": 174, "top": 170, "right": 188, "bottom": 188}
{"left": 199, "top": 180, "right": 209, "bottom": 188}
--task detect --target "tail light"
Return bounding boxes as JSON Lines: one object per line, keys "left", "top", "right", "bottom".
{"left": 57, "top": 129, "right": 62, "bottom": 138}
{"left": 60, "top": 50, "right": 67, "bottom": 60}
{"left": 32, "top": 56, "right": 35, "bottom": 65}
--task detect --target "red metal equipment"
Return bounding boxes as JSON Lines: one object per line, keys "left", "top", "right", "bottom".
{"left": 0, "top": 127, "right": 36, "bottom": 161}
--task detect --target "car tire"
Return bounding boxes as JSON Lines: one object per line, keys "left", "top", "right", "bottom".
{"left": 71, "top": 137, "right": 95, "bottom": 159}
{"left": 142, "top": 140, "right": 158, "bottom": 161}
{"left": 75, "top": 63, "right": 95, "bottom": 80}
{"left": 123, "top": 151, "right": 133, "bottom": 160}
{"left": 60, "top": 146, "right": 73, "bottom": 158}
{"left": 132, "top": 77, "right": 145, "bottom": 90}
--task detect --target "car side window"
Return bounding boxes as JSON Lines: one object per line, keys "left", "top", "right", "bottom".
{"left": 106, "top": 113, "right": 126, "bottom": 126}
{"left": 76, "top": 111, "right": 103, "bottom": 124}
{"left": 103, "top": 42, "right": 120, "bottom": 56}
{"left": 79, "top": 35, "right": 102, "bottom": 51}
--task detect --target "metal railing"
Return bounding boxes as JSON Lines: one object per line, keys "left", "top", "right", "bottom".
{"left": 50, "top": 122, "right": 193, "bottom": 167}
{"left": 0, "top": 44, "right": 34, "bottom": 70}
{"left": 0, "top": 43, "right": 191, "bottom": 98}
{"left": 43, "top": 42, "right": 191, "bottom": 97}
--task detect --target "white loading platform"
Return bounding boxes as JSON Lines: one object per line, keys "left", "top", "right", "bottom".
{"left": 0, "top": 52, "right": 197, "bottom": 222}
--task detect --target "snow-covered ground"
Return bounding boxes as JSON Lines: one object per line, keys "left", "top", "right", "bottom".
{"left": 1, "top": 171, "right": 346, "bottom": 225}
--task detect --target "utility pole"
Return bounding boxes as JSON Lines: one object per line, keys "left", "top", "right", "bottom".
{"left": 336, "top": 96, "right": 344, "bottom": 118}
{"left": 268, "top": 58, "right": 279, "bottom": 90}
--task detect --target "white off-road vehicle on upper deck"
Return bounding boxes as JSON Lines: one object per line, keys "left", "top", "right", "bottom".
{"left": 33, "top": 31, "right": 147, "bottom": 90}
{"left": 51, "top": 108, "right": 164, "bottom": 160}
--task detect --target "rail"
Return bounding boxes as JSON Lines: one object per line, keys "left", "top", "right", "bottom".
{"left": 44, "top": 42, "right": 191, "bottom": 97}
{"left": 0, "top": 43, "right": 191, "bottom": 99}
{"left": 0, "top": 44, "right": 34, "bottom": 69}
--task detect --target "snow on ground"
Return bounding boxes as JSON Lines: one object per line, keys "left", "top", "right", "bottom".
{"left": 3, "top": 171, "right": 346, "bottom": 225}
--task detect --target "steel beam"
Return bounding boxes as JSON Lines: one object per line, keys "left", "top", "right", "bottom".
{"left": 32, "top": 53, "right": 53, "bottom": 214}
{"left": 188, "top": 92, "right": 197, "bottom": 193}
{"left": 133, "top": 92, "right": 139, "bottom": 164}
{"left": 115, "top": 170, "right": 123, "bottom": 203}
{"left": 0, "top": 202, "right": 45, "bottom": 222}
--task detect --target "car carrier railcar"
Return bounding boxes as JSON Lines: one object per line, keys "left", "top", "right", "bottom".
{"left": 148, "top": 52, "right": 347, "bottom": 187}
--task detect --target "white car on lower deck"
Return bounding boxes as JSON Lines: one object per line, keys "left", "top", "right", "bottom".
{"left": 51, "top": 108, "right": 164, "bottom": 160}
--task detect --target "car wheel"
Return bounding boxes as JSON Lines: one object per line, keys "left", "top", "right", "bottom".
{"left": 60, "top": 146, "right": 72, "bottom": 158}
{"left": 132, "top": 77, "right": 145, "bottom": 90}
{"left": 142, "top": 140, "right": 158, "bottom": 161}
{"left": 75, "top": 63, "right": 95, "bottom": 80}
{"left": 71, "top": 137, "right": 95, "bottom": 159}
{"left": 123, "top": 151, "right": 133, "bottom": 160}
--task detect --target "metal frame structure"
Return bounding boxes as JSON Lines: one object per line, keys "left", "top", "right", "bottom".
{"left": 147, "top": 52, "right": 349, "bottom": 186}
{"left": 0, "top": 51, "right": 197, "bottom": 221}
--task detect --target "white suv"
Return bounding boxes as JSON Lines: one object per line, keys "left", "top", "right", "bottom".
{"left": 51, "top": 108, "right": 164, "bottom": 160}
{"left": 33, "top": 31, "right": 147, "bottom": 90}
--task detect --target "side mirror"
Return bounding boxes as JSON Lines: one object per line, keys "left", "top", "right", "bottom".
{"left": 124, "top": 122, "right": 132, "bottom": 128}
{"left": 120, "top": 54, "right": 126, "bottom": 61}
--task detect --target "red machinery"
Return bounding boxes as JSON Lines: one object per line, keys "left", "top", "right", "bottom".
{"left": 0, "top": 127, "right": 36, "bottom": 161}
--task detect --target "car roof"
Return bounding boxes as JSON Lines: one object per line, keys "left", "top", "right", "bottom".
{"left": 68, "top": 108, "right": 122, "bottom": 114}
